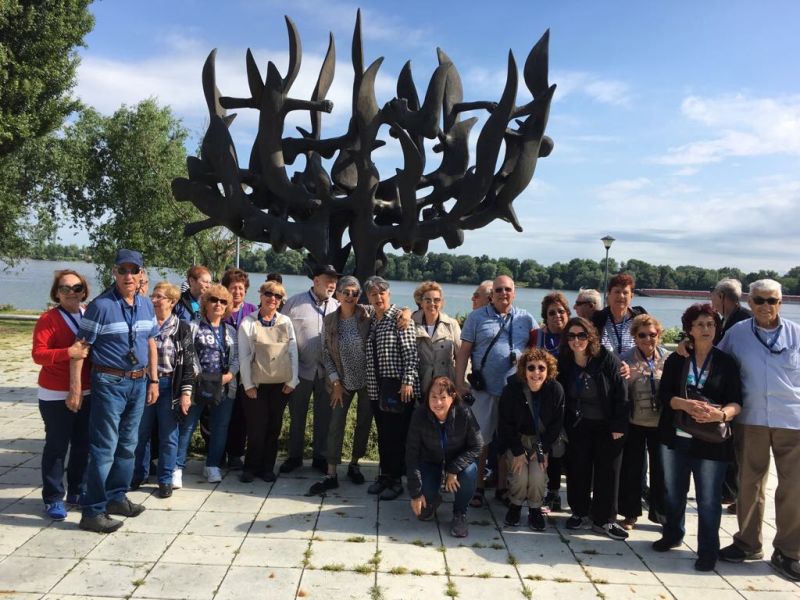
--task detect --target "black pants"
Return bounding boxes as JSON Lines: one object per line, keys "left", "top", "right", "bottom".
{"left": 226, "top": 383, "right": 248, "bottom": 459}
{"left": 243, "top": 384, "right": 290, "bottom": 475}
{"left": 547, "top": 455, "right": 565, "bottom": 492}
{"left": 39, "top": 398, "right": 91, "bottom": 503}
{"left": 618, "top": 423, "right": 665, "bottom": 521}
{"left": 566, "top": 418, "right": 624, "bottom": 525}
{"left": 372, "top": 399, "right": 412, "bottom": 480}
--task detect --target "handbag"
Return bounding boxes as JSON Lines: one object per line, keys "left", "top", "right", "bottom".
{"left": 195, "top": 372, "right": 224, "bottom": 407}
{"left": 673, "top": 357, "right": 731, "bottom": 444}
{"left": 252, "top": 320, "right": 293, "bottom": 385}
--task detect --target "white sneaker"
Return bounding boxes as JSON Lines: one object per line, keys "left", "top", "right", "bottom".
{"left": 206, "top": 466, "right": 222, "bottom": 483}
{"left": 172, "top": 469, "right": 183, "bottom": 489}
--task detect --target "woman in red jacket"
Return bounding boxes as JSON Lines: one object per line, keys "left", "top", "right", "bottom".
{"left": 31, "top": 269, "right": 91, "bottom": 521}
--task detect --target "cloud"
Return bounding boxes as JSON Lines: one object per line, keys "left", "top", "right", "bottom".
{"left": 656, "top": 93, "right": 800, "bottom": 166}
{"left": 552, "top": 70, "right": 632, "bottom": 107}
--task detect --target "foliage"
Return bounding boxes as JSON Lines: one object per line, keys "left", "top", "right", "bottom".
{"left": 53, "top": 99, "right": 237, "bottom": 284}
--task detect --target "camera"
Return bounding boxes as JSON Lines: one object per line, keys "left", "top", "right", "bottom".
{"left": 535, "top": 441, "right": 545, "bottom": 464}
{"left": 509, "top": 351, "right": 518, "bottom": 367}
{"left": 462, "top": 392, "right": 476, "bottom": 406}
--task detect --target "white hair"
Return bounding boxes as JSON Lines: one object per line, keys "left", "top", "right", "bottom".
{"left": 714, "top": 277, "right": 742, "bottom": 301}
{"left": 749, "top": 278, "right": 782, "bottom": 299}
{"left": 576, "top": 288, "right": 601, "bottom": 306}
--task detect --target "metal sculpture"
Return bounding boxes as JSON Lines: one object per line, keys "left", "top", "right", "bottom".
{"left": 172, "top": 11, "right": 555, "bottom": 281}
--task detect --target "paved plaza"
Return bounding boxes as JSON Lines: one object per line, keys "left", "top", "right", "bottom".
{"left": 1, "top": 342, "right": 798, "bottom": 600}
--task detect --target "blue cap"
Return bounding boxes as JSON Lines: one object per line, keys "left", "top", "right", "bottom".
{"left": 114, "top": 249, "right": 144, "bottom": 267}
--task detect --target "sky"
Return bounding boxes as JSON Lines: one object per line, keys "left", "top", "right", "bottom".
{"left": 68, "top": 0, "right": 800, "bottom": 274}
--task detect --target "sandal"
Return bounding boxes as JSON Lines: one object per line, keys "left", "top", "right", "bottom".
{"left": 469, "top": 489, "right": 486, "bottom": 508}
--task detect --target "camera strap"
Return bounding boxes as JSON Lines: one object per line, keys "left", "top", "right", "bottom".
{"left": 523, "top": 386, "right": 544, "bottom": 436}
{"left": 477, "top": 311, "right": 513, "bottom": 373}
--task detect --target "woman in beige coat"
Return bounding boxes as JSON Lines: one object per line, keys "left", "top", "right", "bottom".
{"left": 413, "top": 282, "right": 462, "bottom": 396}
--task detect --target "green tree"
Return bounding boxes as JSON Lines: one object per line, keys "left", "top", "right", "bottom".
{"left": 56, "top": 100, "right": 221, "bottom": 283}
{"left": 0, "top": 1, "right": 94, "bottom": 263}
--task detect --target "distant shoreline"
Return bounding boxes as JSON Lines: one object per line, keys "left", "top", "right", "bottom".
{"left": 636, "top": 288, "right": 800, "bottom": 304}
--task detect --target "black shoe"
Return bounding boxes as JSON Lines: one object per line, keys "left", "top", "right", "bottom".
{"left": 308, "top": 476, "right": 339, "bottom": 496}
{"left": 279, "top": 457, "right": 302, "bottom": 474}
{"left": 158, "top": 483, "right": 173, "bottom": 499}
{"left": 652, "top": 537, "right": 682, "bottom": 552}
{"left": 311, "top": 458, "right": 328, "bottom": 474}
{"left": 543, "top": 490, "right": 561, "bottom": 512}
{"left": 263, "top": 471, "right": 277, "bottom": 482}
{"left": 367, "top": 476, "right": 388, "bottom": 495}
{"left": 695, "top": 556, "right": 716, "bottom": 572}
{"left": 106, "top": 497, "right": 145, "bottom": 518}
{"left": 347, "top": 464, "right": 365, "bottom": 485}
{"left": 566, "top": 514, "right": 589, "bottom": 530}
{"left": 379, "top": 479, "right": 403, "bottom": 500}
{"left": 719, "top": 543, "right": 763, "bottom": 563}
{"left": 240, "top": 471, "right": 255, "bottom": 483}
{"left": 227, "top": 456, "right": 244, "bottom": 471}
{"left": 79, "top": 514, "right": 123, "bottom": 534}
{"left": 504, "top": 504, "right": 522, "bottom": 527}
{"left": 129, "top": 479, "right": 143, "bottom": 491}
{"left": 771, "top": 549, "right": 800, "bottom": 582}
{"left": 528, "top": 508, "right": 546, "bottom": 531}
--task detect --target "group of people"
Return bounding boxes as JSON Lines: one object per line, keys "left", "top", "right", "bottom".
{"left": 31, "top": 250, "right": 800, "bottom": 581}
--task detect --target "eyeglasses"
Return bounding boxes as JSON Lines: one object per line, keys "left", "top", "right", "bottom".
{"left": 574, "top": 300, "right": 592, "bottom": 307}
{"left": 526, "top": 364, "right": 547, "bottom": 373}
{"left": 566, "top": 332, "right": 589, "bottom": 341}
{"left": 422, "top": 297, "right": 442, "bottom": 304}
{"left": 751, "top": 296, "right": 780, "bottom": 306}
{"left": 339, "top": 289, "right": 359, "bottom": 298}
{"left": 547, "top": 308, "right": 567, "bottom": 317}
{"left": 636, "top": 332, "right": 658, "bottom": 339}
{"left": 261, "top": 291, "right": 283, "bottom": 300}
{"left": 494, "top": 287, "right": 513, "bottom": 293}
{"left": 116, "top": 266, "right": 140, "bottom": 275}
{"left": 208, "top": 296, "right": 228, "bottom": 306}
{"left": 58, "top": 284, "right": 85, "bottom": 294}
{"left": 150, "top": 293, "right": 169, "bottom": 301}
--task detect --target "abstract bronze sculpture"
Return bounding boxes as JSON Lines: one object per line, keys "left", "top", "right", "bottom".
{"left": 172, "top": 11, "right": 555, "bottom": 281}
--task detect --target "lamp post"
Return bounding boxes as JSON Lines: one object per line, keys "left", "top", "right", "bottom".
{"left": 601, "top": 235, "right": 615, "bottom": 307}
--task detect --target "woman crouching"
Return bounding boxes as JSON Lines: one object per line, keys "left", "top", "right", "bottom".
{"left": 498, "top": 348, "right": 565, "bottom": 530}
{"left": 406, "top": 377, "right": 483, "bottom": 538}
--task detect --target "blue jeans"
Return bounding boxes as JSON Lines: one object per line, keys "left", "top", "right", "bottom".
{"left": 419, "top": 461, "right": 478, "bottom": 515}
{"left": 81, "top": 372, "right": 146, "bottom": 517}
{"left": 133, "top": 377, "right": 180, "bottom": 484}
{"left": 176, "top": 395, "right": 234, "bottom": 469}
{"left": 661, "top": 438, "right": 727, "bottom": 560}
{"left": 39, "top": 397, "right": 91, "bottom": 503}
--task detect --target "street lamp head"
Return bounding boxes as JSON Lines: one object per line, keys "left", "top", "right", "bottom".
{"left": 601, "top": 235, "right": 615, "bottom": 250}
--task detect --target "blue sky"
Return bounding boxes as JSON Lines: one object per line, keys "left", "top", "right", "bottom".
{"left": 70, "top": 0, "right": 800, "bottom": 273}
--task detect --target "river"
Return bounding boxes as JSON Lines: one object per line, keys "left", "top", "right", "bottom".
{"left": 3, "top": 259, "right": 800, "bottom": 330}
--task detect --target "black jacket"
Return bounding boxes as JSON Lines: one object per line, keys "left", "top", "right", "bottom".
{"left": 405, "top": 403, "right": 484, "bottom": 499}
{"left": 557, "top": 346, "right": 629, "bottom": 434}
{"left": 174, "top": 289, "right": 201, "bottom": 323}
{"left": 498, "top": 378, "right": 565, "bottom": 457}
{"left": 170, "top": 320, "right": 198, "bottom": 405}
{"left": 721, "top": 306, "right": 752, "bottom": 339}
{"left": 657, "top": 347, "right": 742, "bottom": 462}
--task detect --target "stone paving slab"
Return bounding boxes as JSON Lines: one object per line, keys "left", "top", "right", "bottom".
{"left": 2, "top": 349, "right": 800, "bottom": 600}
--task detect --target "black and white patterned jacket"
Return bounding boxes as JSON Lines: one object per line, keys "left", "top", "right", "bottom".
{"left": 366, "top": 304, "right": 420, "bottom": 402}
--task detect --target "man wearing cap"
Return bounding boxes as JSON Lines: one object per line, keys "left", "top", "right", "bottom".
{"left": 279, "top": 265, "right": 342, "bottom": 473}
{"left": 70, "top": 250, "right": 159, "bottom": 533}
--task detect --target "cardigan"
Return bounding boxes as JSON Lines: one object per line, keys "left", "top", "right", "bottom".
{"left": 32, "top": 307, "right": 91, "bottom": 394}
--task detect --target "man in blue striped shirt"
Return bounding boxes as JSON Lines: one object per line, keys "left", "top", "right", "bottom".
{"left": 70, "top": 249, "right": 159, "bottom": 534}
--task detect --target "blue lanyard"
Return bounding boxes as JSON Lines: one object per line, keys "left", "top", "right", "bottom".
{"left": 308, "top": 290, "right": 330, "bottom": 319}
{"left": 113, "top": 289, "right": 138, "bottom": 351}
{"left": 690, "top": 351, "right": 712, "bottom": 389}
{"left": 638, "top": 349, "right": 657, "bottom": 400}
{"left": 258, "top": 313, "right": 277, "bottom": 327}
{"left": 231, "top": 306, "right": 244, "bottom": 329}
{"left": 204, "top": 322, "right": 228, "bottom": 370}
{"left": 57, "top": 306, "right": 82, "bottom": 335}
{"left": 609, "top": 313, "right": 630, "bottom": 354}
{"left": 751, "top": 320, "right": 784, "bottom": 354}
{"left": 544, "top": 330, "right": 559, "bottom": 354}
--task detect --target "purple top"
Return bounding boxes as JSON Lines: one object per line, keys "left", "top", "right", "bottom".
{"left": 223, "top": 302, "right": 258, "bottom": 331}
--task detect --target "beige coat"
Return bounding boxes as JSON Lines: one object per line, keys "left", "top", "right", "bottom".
{"left": 413, "top": 311, "right": 462, "bottom": 396}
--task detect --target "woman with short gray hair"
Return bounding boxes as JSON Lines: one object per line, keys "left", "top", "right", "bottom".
{"left": 307, "top": 276, "right": 374, "bottom": 495}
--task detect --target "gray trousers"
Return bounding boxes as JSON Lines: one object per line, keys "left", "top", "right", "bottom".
{"left": 287, "top": 374, "right": 331, "bottom": 462}
{"left": 325, "top": 387, "right": 373, "bottom": 466}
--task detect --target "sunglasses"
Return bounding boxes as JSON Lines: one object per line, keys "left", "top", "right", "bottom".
{"left": 526, "top": 364, "right": 547, "bottom": 373}
{"left": 636, "top": 332, "right": 658, "bottom": 339}
{"left": 422, "top": 297, "right": 442, "bottom": 304}
{"left": 494, "top": 287, "right": 513, "bottom": 293}
{"left": 574, "top": 300, "right": 593, "bottom": 307}
{"left": 547, "top": 308, "right": 567, "bottom": 316}
{"left": 58, "top": 284, "right": 85, "bottom": 294}
{"left": 751, "top": 296, "right": 780, "bottom": 306}
{"left": 116, "top": 266, "right": 141, "bottom": 275}
{"left": 208, "top": 296, "right": 228, "bottom": 306}
{"left": 566, "top": 331, "right": 589, "bottom": 341}
{"left": 261, "top": 291, "right": 283, "bottom": 300}
{"left": 339, "top": 289, "right": 360, "bottom": 298}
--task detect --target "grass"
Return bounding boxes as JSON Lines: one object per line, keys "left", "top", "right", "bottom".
{"left": 353, "top": 564, "right": 374, "bottom": 574}
{"left": 476, "top": 572, "right": 492, "bottom": 579}
{"left": 346, "top": 536, "right": 367, "bottom": 543}
{"left": 388, "top": 566, "right": 408, "bottom": 575}
{"left": 410, "top": 539, "right": 431, "bottom": 547}
{"left": 445, "top": 581, "right": 459, "bottom": 598}
{"left": 554, "top": 577, "right": 572, "bottom": 583}
{"left": 507, "top": 553, "right": 519, "bottom": 566}
{"left": 368, "top": 550, "right": 382, "bottom": 567}
{"left": 525, "top": 574, "right": 544, "bottom": 581}
{"left": 369, "top": 585, "right": 384, "bottom": 600}
{"left": 321, "top": 563, "right": 345, "bottom": 572}
{"left": 489, "top": 542, "right": 504, "bottom": 550}
{"left": 131, "top": 579, "right": 145, "bottom": 587}
{"left": 410, "top": 569, "right": 425, "bottom": 576}
{"left": 522, "top": 585, "right": 533, "bottom": 600}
